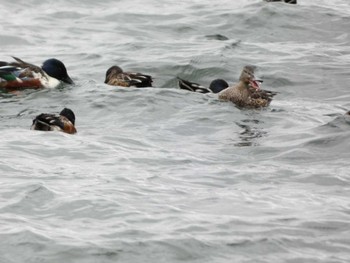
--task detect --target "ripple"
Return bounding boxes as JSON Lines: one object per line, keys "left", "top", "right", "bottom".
{"left": 1, "top": 0, "right": 350, "bottom": 262}
{"left": 0, "top": 35, "right": 31, "bottom": 46}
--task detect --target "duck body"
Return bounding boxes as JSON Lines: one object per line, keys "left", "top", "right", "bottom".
{"left": 265, "top": 0, "right": 297, "bottom": 4}
{"left": 0, "top": 57, "right": 73, "bottom": 90}
{"left": 105, "top": 66, "right": 153, "bottom": 88}
{"left": 218, "top": 66, "right": 276, "bottom": 108}
{"left": 31, "top": 108, "right": 77, "bottom": 134}
{"left": 178, "top": 77, "right": 229, "bottom": 94}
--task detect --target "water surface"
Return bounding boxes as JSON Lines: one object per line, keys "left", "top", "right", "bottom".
{"left": 1, "top": 0, "right": 350, "bottom": 262}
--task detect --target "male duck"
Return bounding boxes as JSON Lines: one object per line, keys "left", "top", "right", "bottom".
{"left": 0, "top": 57, "right": 73, "bottom": 90}
{"left": 31, "top": 108, "right": 77, "bottom": 134}
{"left": 218, "top": 66, "right": 277, "bottom": 108}
{"left": 104, "top": 65, "right": 153, "bottom": 88}
{"left": 178, "top": 77, "right": 229, "bottom": 94}
{"left": 264, "top": 0, "right": 297, "bottom": 4}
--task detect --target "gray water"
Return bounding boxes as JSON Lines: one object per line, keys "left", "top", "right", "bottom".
{"left": 1, "top": 0, "right": 350, "bottom": 262}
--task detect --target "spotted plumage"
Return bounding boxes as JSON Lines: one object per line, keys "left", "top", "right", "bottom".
{"left": 104, "top": 65, "right": 153, "bottom": 88}
{"left": 218, "top": 66, "right": 276, "bottom": 108}
{"left": 31, "top": 108, "right": 77, "bottom": 134}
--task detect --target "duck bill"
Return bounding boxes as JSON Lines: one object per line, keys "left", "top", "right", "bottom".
{"left": 249, "top": 80, "right": 260, "bottom": 90}
{"left": 62, "top": 75, "right": 74, "bottom": 85}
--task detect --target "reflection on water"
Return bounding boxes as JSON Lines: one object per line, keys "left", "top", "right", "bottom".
{"left": 235, "top": 118, "right": 267, "bottom": 147}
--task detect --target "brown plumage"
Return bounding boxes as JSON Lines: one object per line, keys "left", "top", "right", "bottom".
{"left": 104, "top": 66, "right": 153, "bottom": 88}
{"left": 218, "top": 66, "right": 276, "bottom": 108}
{"left": 0, "top": 57, "right": 46, "bottom": 90}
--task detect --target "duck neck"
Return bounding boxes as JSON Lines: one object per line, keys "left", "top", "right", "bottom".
{"left": 236, "top": 80, "right": 251, "bottom": 100}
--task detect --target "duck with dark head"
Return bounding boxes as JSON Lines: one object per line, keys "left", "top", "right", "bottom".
{"left": 265, "top": 0, "right": 297, "bottom": 4}
{"left": 31, "top": 108, "right": 77, "bottom": 134}
{"left": 0, "top": 57, "right": 73, "bottom": 90}
{"left": 177, "top": 77, "right": 229, "bottom": 94}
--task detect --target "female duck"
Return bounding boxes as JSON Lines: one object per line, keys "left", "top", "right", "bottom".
{"left": 218, "top": 66, "right": 276, "bottom": 108}
{"left": 0, "top": 57, "right": 73, "bottom": 90}
{"left": 104, "top": 65, "right": 153, "bottom": 88}
{"left": 31, "top": 108, "right": 77, "bottom": 134}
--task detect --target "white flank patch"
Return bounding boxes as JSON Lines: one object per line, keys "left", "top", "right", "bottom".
{"left": 33, "top": 72, "right": 60, "bottom": 88}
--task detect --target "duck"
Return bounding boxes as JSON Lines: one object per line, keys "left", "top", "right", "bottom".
{"left": 264, "top": 0, "right": 297, "bottom": 4}
{"left": 104, "top": 65, "right": 153, "bottom": 88}
{"left": 31, "top": 108, "right": 77, "bottom": 134}
{"left": 218, "top": 66, "right": 277, "bottom": 108}
{"left": 178, "top": 77, "right": 229, "bottom": 94}
{"left": 0, "top": 57, "right": 73, "bottom": 90}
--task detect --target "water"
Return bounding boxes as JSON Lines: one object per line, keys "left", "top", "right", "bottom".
{"left": 1, "top": 0, "right": 350, "bottom": 262}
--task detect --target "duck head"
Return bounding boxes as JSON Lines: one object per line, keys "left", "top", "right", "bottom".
{"left": 239, "top": 66, "right": 260, "bottom": 90}
{"left": 42, "top": 58, "right": 74, "bottom": 84}
{"left": 104, "top": 66, "right": 123, "bottom": 83}
{"left": 59, "top": 108, "right": 75, "bottom": 125}
{"left": 209, "top": 79, "right": 229, "bottom": 93}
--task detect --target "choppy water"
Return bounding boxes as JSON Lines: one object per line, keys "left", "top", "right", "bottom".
{"left": 1, "top": 0, "right": 350, "bottom": 262}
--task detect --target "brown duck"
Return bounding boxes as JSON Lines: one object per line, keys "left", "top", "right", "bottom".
{"left": 218, "top": 66, "right": 276, "bottom": 108}
{"left": 104, "top": 65, "right": 153, "bottom": 88}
